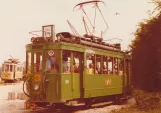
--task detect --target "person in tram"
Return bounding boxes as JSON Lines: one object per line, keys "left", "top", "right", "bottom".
{"left": 46, "top": 57, "right": 52, "bottom": 72}
{"left": 63, "top": 56, "right": 70, "bottom": 73}
{"left": 50, "top": 56, "right": 59, "bottom": 73}
{"left": 103, "top": 64, "right": 108, "bottom": 74}
{"left": 46, "top": 56, "right": 58, "bottom": 73}
{"left": 88, "top": 63, "right": 94, "bottom": 74}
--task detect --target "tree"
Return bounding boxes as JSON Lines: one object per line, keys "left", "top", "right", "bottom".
{"left": 151, "top": 0, "right": 161, "bottom": 14}
{"left": 130, "top": 11, "right": 161, "bottom": 91}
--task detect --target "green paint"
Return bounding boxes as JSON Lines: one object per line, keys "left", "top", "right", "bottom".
{"left": 26, "top": 41, "right": 132, "bottom": 103}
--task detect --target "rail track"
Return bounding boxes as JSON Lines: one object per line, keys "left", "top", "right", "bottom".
{"left": 24, "top": 100, "right": 132, "bottom": 113}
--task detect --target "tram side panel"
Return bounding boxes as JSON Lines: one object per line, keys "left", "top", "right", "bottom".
{"left": 83, "top": 53, "right": 124, "bottom": 98}
{"left": 59, "top": 51, "right": 131, "bottom": 101}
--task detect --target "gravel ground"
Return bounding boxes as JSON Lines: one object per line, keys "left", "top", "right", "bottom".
{"left": 0, "top": 100, "right": 26, "bottom": 113}
{"left": 0, "top": 81, "right": 26, "bottom": 113}
{"left": 75, "top": 98, "right": 135, "bottom": 113}
{"left": 0, "top": 82, "right": 23, "bottom": 100}
{"left": 0, "top": 81, "right": 135, "bottom": 113}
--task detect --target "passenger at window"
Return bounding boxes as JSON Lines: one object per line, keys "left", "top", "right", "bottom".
{"left": 73, "top": 54, "right": 80, "bottom": 73}
{"left": 88, "top": 63, "right": 94, "bottom": 74}
{"left": 46, "top": 57, "right": 51, "bottom": 72}
{"left": 46, "top": 56, "right": 58, "bottom": 73}
{"left": 63, "top": 56, "right": 70, "bottom": 73}
{"left": 103, "top": 64, "right": 108, "bottom": 74}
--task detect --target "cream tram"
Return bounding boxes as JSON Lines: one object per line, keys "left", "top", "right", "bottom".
{"left": 1, "top": 59, "right": 24, "bottom": 82}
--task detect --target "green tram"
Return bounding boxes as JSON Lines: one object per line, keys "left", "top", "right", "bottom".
{"left": 24, "top": 25, "right": 132, "bottom": 108}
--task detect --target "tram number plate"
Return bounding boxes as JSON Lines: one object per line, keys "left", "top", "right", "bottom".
{"left": 4, "top": 73, "right": 10, "bottom": 77}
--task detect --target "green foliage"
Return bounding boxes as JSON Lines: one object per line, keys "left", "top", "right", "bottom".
{"left": 110, "top": 89, "right": 161, "bottom": 113}
{"left": 110, "top": 106, "right": 161, "bottom": 113}
{"left": 133, "top": 88, "right": 161, "bottom": 111}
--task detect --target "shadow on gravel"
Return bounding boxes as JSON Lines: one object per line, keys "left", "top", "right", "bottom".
{"left": 21, "top": 98, "right": 134, "bottom": 113}
{"left": 23, "top": 102, "right": 117, "bottom": 113}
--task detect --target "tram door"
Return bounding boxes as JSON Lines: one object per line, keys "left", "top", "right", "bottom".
{"left": 72, "top": 52, "right": 84, "bottom": 98}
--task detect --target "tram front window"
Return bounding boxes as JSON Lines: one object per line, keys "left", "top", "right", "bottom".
{"left": 10, "top": 65, "right": 13, "bottom": 72}
{"left": 4, "top": 64, "right": 9, "bottom": 72}
{"left": 34, "top": 52, "right": 42, "bottom": 72}
{"left": 27, "top": 52, "right": 31, "bottom": 74}
{"left": 62, "top": 50, "right": 71, "bottom": 73}
{"left": 46, "top": 50, "right": 59, "bottom": 73}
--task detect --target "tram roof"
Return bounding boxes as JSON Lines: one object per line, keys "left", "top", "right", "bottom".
{"left": 26, "top": 38, "right": 131, "bottom": 59}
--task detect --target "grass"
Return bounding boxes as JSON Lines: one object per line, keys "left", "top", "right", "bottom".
{"left": 110, "top": 105, "right": 161, "bottom": 113}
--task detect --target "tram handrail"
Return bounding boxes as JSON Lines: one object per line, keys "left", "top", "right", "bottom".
{"left": 23, "top": 75, "right": 31, "bottom": 97}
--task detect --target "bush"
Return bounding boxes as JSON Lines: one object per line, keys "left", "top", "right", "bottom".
{"left": 133, "top": 88, "right": 161, "bottom": 111}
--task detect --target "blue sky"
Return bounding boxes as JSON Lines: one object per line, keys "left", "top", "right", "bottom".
{"left": 0, "top": 0, "right": 155, "bottom": 64}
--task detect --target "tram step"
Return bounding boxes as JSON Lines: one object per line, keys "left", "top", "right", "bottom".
{"left": 71, "top": 103, "right": 85, "bottom": 106}
{"left": 65, "top": 101, "right": 85, "bottom": 106}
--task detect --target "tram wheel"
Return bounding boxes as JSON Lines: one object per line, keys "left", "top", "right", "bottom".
{"left": 113, "top": 96, "right": 122, "bottom": 105}
{"left": 4, "top": 80, "right": 11, "bottom": 83}
{"left": 55, "top": 103, "right": 65, "bottom": 108}
{"left": 85, "top": 99, "right": 94, "bottom": 108}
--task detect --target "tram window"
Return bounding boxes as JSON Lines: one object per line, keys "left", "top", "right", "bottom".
{"left": 34, "top": 52, "right": 42, "bottom": 72}
{"left": 62, "top": 50, "right": 71, "bottom": 73}
{"left": 46, "top": 50, "right": 59, "bottom": 73}
{"left": 96, "top": 55, "right": 101, "bottom": 74}
{"left": 10, "top": 65, "right": 15, "bottom": 72}
{"left": 17, "top": 66, "right": 22, "bottom": 72}
{"left": 103, "top": 56, "right": 108, "bottom": 74}
{"left": 27, "top": 53, "right": 31, "bottom": 74}
{"left": 10, "top": 65, "right": 12, "bottom": 72}
{"left": 87, "top": 53, "right": 95, "bottom": 74}
{"left": 20, "top": 66, "right": 23, "bottom": 72}
{"left": 119, "top": 59, "right": 124, "bottom": 75}
{"left": 113, "top": 58, "right": 118, "bottom": 75}
{"left": 4, "top": 64, "right": 9, "bottom": 72}
{"left": 73, "top": 52, "right": 80, "bottom": 73}
{"left": 108, "top": 57, "right": 113, "bottom": 74}
{"left": 13, "top": 65, "right": 16, "bottom": 72}
{"left": 19, "top": 66, "right": 22, "bottom": 72}
{"left": 17, "top": 67, "right": 19, "bottom": 71}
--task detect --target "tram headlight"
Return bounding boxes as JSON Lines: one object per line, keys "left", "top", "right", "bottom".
{"left": 33, "top": 84, "right": 40, "bottom": 91}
